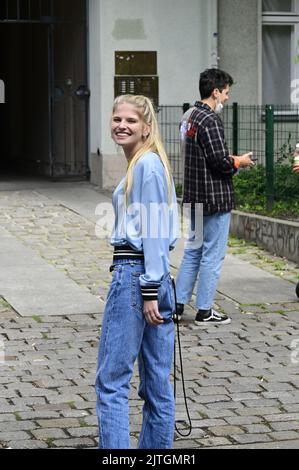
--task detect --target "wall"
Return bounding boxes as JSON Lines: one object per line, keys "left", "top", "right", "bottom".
{"left": 88, "top": 0, "right": 218, "bottom": 188}
{"left": 231, "top": 211, "right": 299, "bottom": 264}
{"left": 218, "top": 0, "right": 261, "bottom": 105}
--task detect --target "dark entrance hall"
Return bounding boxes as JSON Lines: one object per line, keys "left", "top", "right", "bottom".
{"left": 0, "top": 0, "right": 89, "bottom": 179}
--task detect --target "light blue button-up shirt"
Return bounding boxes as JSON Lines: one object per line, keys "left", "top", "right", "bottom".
{"left": 111, "top": 152, "right": 178, "bottom": 289}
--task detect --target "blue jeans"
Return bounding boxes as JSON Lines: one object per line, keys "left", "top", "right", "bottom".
{"left": 176, "top": 211, "right": 231, "bottom": 310}
{"left": 95, "top": 260, "right": 175, "bottom": 449}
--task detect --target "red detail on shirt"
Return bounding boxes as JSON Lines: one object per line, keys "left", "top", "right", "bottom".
{"left": 186, "top": 125, "right": 197, "bottom": 138}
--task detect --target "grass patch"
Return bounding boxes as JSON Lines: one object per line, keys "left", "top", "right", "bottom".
{"left": 198, "top": 411, "right": 209, "bottom": 419}
{"left": 13, "top": 412, "right": 22, "bottom": 422}
{"left": 32, "top": 315, "right": 43, "bottom": 324}
{"left": 44, "top": 438, "right": 55, "bottom": 448}
{"left": 68, "top": 401, "right": 76, "bottom": 410}
{"left": 79, "top": 419, "right": 88, "bottom": 427}
{"left": 0, "top": 298, "right": 11, "bottom": 309}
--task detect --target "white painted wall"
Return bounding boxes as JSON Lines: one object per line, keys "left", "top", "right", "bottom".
{"left": 89, "top": 0, "right": 218, "bottom": 159}
{"left": 218, "top": 0, "right": 261, "bottom": 105}
{"left": 88, "top": 0, "right": 102, "bottom": 157}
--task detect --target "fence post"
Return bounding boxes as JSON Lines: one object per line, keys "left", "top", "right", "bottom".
{"left": 232, "top": 102, "right": 238, "bottom": 156}
{"left": 183, "top": 103, "right": 190, "bottom": 113}
{"left": 265, "top": 105, "right": 275, "bottom": 211}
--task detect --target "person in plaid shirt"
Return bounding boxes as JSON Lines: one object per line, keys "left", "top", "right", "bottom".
{"left": 176, "top": 68, "right": 254, "bottom": 325}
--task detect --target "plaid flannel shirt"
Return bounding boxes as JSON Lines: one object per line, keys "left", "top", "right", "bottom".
{"left": 183, "top": 101, "right": 236, "bottom": 215}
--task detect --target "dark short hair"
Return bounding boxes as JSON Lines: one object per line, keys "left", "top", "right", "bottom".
{"left": 199, "top": 68, "right": 234, "bottom": 99}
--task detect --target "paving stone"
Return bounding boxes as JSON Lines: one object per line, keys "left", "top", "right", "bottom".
{"left": 0, "top": 414, "right": 18, "bottom": 423}
{"left": 238, "top": 407, "right": 282, "bottom": 416}
{"left": 231, "top": 393, "right": 262, "bottom": 402}
{"left": 263, "top": 412, "right": 299, "bottom": 422}
{"left": 1, "top": 184, "right": 299, "bottom": 449}
{"left": 269, "top": 421, "right": 299, "bottom": 432}
{"left": 243, "top": 398, "right": 281, "bottom": 407}
{"left": 209, "top": 425, "right": 245, "bottom": 436}
{"left": 68, "top": 427, "right": 98, "bottom": 438}
{"left": 17, "top": 411, "right": 61, "bottom": 420}
{"left": 231, "top": 433, "right": 273, "bottom": 444}
{"left": 243, "top": 424, "right": 272, "bottom": 433}
{"left": 206, "top": 401, "right": 245, "bottom": 410}
{"left": 8, "top": 440, "right": 48, "bottom": 449}
{"left": 268, "top": 431, "right": 299, "bottom": 440}
{"left": 219, "top": 440, "right": 299, "bottom": 449}
{"left": 36, "top": 418, "right": 81, "bottom": 428}
{"left": 192, "top": 419, "right": 227, "bottom": 428}
{"left": 282, "top": 404, "right": 299, "bottom": 413}
{"left": 225, "top": 416, "right": 264, "bottom": 426}
{"left": 52, "top": 438, "right": 96, "bottom": 448}
{"left": 173, "top": 439, "right": 202, "bottom": 449}
{"left": 198, "top": 409, "right": 236, "bottom": 419}
{"left": 31, "top": 428, "right": 68, "bottom": 440}
{"left": 0, "top": 431, "right": 30, "bottom": 441}
{"left": 195, "top": 437, "right": 232, "bottom": 447}
{"left": 0, "top": 421, "right": 37, "bottom": 432}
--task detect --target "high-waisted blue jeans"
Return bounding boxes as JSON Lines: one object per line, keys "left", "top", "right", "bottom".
{"left": 176, "top": 211, "right": 231, "bottom": 310}
{"left": 95, "top": 259, "right": 175, "bottom": 449}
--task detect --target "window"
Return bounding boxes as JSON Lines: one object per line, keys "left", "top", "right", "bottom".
{"left": 263, "top": 0, "right": 293, "bottom": 12}
{"left": 114, "top": 51, "right": 159, "bottom": 107}
{"left": 262, "top": 0, "right": 299, "bottom": 105}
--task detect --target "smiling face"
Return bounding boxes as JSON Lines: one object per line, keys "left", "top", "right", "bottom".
{"left": 111, "top": 102, "right": 151, "bottom": 160}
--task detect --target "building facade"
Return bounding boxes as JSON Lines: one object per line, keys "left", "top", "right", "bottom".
{"left": 88, "top": 0, "right": 218, "bottom": 188}
{"left": 0, "top": 0, "right": 297, "bottom": 188}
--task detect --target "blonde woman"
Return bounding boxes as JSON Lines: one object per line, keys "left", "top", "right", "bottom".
{"left": 95, "top": 95, "right": 178, "bottom": 449}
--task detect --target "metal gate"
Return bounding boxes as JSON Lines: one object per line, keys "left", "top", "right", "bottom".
{"left": 0, "top": 0, "right": 57, "bottom": 23}
{"left": 0, "top": 0, "right": 89, "bottom": 178}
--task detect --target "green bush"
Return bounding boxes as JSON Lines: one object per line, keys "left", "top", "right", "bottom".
{"left": 175, "top": 184, "right": 183, "bottom": 198}
{"left": 234, "top": 162, "right": 299, "bottom": 219}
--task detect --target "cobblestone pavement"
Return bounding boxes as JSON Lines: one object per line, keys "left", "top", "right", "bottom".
{"left": 0, "top": 187, "right": 299, "bottom": 449}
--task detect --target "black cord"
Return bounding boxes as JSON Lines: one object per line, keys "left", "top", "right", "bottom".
{"left": 171, "top": 277, "right": 192, "bottom": 437}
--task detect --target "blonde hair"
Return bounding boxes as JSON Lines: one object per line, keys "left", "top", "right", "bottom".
{"left": 112, "top": 94, "right": 173, "bottom": 204}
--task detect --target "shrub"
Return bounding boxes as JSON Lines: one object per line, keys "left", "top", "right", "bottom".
{"left": 234, "top": 162, "right": 299, "bottom": 219}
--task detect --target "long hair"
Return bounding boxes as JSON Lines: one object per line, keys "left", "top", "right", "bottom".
{"left": 112, "top": 94, "right": 173, "bottom": 204}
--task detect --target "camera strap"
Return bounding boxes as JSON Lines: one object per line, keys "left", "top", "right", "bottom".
{"left": 171, "top": 277, "right": 192, "bottom": 437}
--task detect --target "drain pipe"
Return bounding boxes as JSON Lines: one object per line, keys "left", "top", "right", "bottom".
{"left": 210, "top": 0, "right": 219, "bottom": 68}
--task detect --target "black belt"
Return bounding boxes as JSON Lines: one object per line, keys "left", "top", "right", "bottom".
{"left": 113, "top": 245, "right": 144, "bottom": 262}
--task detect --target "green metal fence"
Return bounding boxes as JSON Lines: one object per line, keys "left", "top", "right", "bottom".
{"left": 157, "top": 105, "right": 183, "bottom": 186}
{"left": 158, "top": 104, "right": 299, "bottom": 209}
{"left": 222, "top": 104, "right": 299, "bottom": 163}
{"left": 222, "top": 104, "right": 299, "bottom": 210}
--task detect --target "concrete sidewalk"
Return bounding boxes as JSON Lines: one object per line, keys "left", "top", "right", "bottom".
{"left": 0, "top": 178, "right": 299, "bottom": 449}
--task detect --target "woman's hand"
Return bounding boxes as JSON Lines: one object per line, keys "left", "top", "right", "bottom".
{"left": 143, "top": 300, "right": 164, "bottom": 326}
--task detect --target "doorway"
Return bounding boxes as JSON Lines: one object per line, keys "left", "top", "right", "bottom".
{"left": 0, "top": 0, "right": 89, "bottom": 178}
